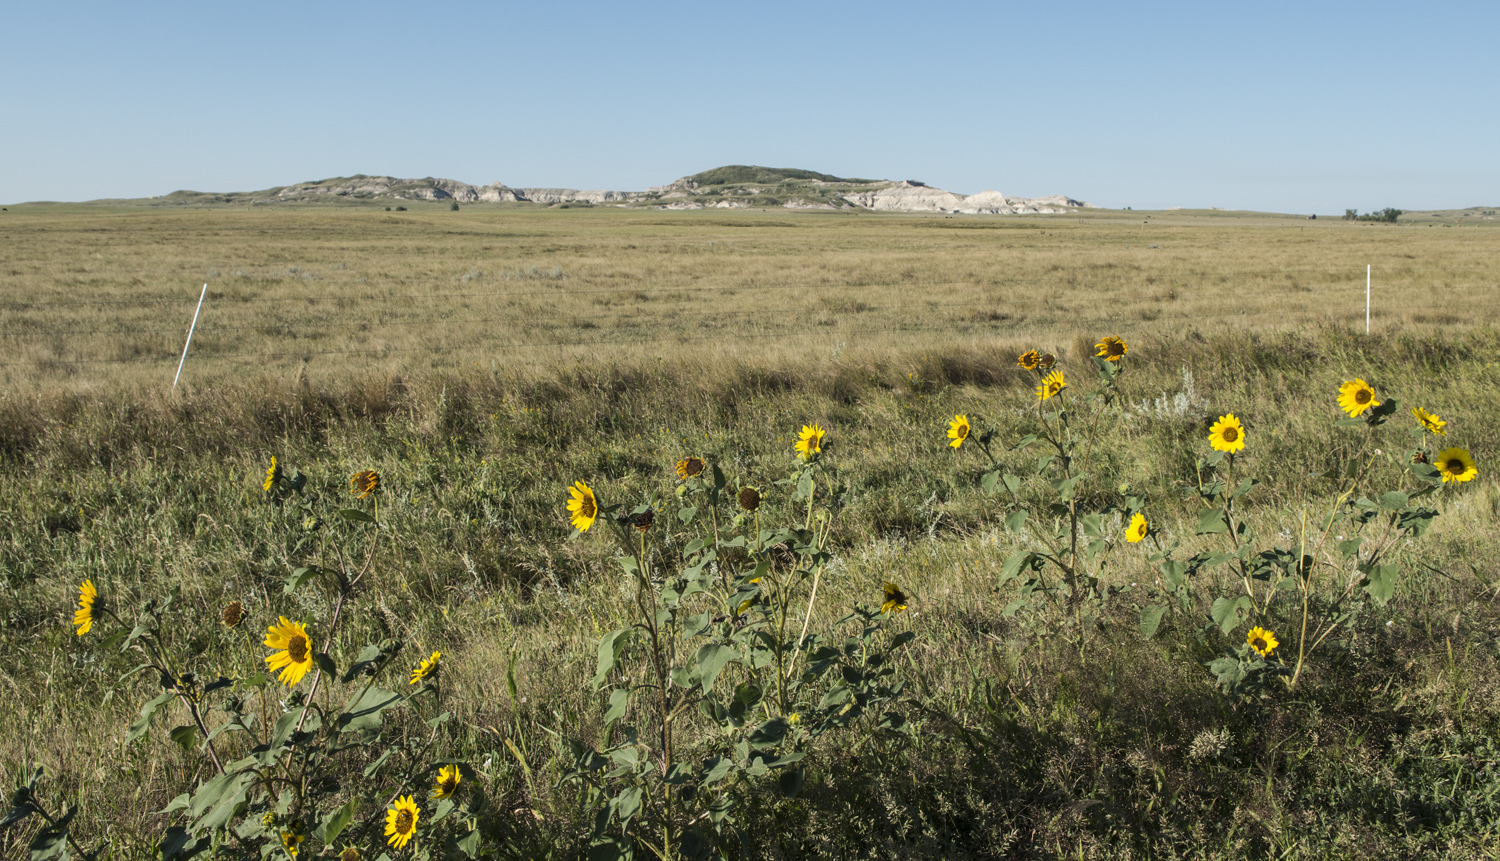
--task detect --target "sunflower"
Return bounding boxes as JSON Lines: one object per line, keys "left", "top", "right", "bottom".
{"left": 566, "top": 480, "right": 598, "bottom": 532}
{"left": 1246, "top": 626, "right": 1279, "bottom": 658}
{"left": 1433, "top": 447, "right": 1477, "bottom": 483}
{"left": 1208, "top": 414, "right": 1246, "bottom": 453}
{"left": 264, "top": 457, "right": 282, "bottom": 492}
{"left": 632, "top": 509, "right": 654, "bottom": 532}
{"left": 1126, "top": 513, "right": 1148, "bottom": 543}
{"left": 1337, "top": 379, "right": 1380, "bottom": 418}
{"left": 410, "top": 651, "right": 442, "bottom": 685}
{"left": 675, "top": 456, "right": 706, "bottom": 480}
{"left": 339, "top": 849, "right": 361, "bottom": 861}
{"left": 385, "top": 795, "right": 419, "bottom": 850}
{"left": 264, "top": 617, "right": 315, "bottom": 686}
{"left": 431, "top": 765, "right": 461, "bottom": 799}
{"left": 221, "top": 600, "right": 245, "bottom": 628}
{"left": 1037, "top": 353, "right": 1057, "bottom": 370}
{"left": 73, "top": 580, "right": 97, "bottom": 636}
{"left": 1095, "top": 336, "right": 1128, "bottom": 362}
{"left": 350, "top": 470, "right": 381, "bottom": 499}
{"left": 947, "top": 415, "right": 971, "bottom": 449}
{"left": 1036, "top": 371, "right": 1067, "bottom": 401}
{"left": 1411, "top": 407, "right": 1447, "bottom": 436}
{"left": 1017, "top": 350, "right": 1041, "bottom": 371}
{"left": 737, "top": 486, "right": 761, "bottom": 511}
{"left": 881, "top": 582, "right": 909, "bottom": 615}
{"left": 795, "top": 424, "right": 826, "bottom": 459}
{"left": 281, "top": 831, "right": 303, "bottom": 858}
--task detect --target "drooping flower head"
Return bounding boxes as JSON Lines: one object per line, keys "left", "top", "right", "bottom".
{"left": 1095, "top": 336, "right": 1128, "bottom": 362}
{"left": 1208, "top": 414, "right": 1246, "bottom": 453}
{"left": 1017, "top": 350, "right": 1042, "bottom": 371}
{"left": 385, "top": 795, "right": 419, "bottom": 849}
{"left": 410, "top": 651, "right": 442, "bottom": 685}
{"left": 631, "top": 509, "right": 654, "bottom": 532}
{"left": 1036, "top": 371, "right": 1067, "bottom": 401}
{"left": 264, "top": 617, "right": 314, "bottom": 686}
{"left": 221, "top": 600, "right": 245, "bottom": 628}
{"left": 1126, "top": 513, "right": 1148, "bottom": 544}
{"left": 1411, "top": 407, "right": 1447, "bottom": 436}
{"left": 881, "top": 582, "right": 909, "bottom": 615}
{"left": 1433, "top": 448, "right": 1477, "bottom": 483}
{"left": 1247, "top": 626, "right": 1279, "bottom": 658}
{"left": 350, "top": 470, "right": 381, "bottom": 499}
{"left": 737, "top": 486, "right": 762, "bottom": 512}
{"left": 675, "top": 457, "right": 706, "bottom": 480}
{"left": 431, "top": 765, "right": 462, "bottom": 799}
{"left": 795, "top": 424, "right": 826, "bottom": 459}
{"left": 566, "top": 480, "right": 598, "bottom": 532}
{"left": 74, "top": 580, "right": 97, "bottom": 636}
{"left": 264, "top": 457, "right": 282, "bottom": 492}
{"left": 1037, "top": 353, "right": 1057, "bottom": 370}
{"left": 947, "top": 415, "right": 971, "bottom": 449}
{"left": 1337, "top": 379, "right": 1380, "bottom": 418}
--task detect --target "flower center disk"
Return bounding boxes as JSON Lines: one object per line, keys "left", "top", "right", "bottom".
{"left": 288, "top": 635, "right": 309, "bottom": 663}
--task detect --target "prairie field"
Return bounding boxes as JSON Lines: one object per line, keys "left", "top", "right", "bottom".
{"left": 2, "top": 204, "right": 1500, "bottom": 860}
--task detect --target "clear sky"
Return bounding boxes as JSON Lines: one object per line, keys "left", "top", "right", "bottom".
{"left": 3, "top": 1, "right": 1495, "bottom": 212}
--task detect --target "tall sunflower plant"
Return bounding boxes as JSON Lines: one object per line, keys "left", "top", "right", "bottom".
{"left": 951, "top": 338, "right": 1138, "bottom": 648}
{"left": 562, "top": 427, "right": 914, "bottom": 861}
{"left": 20, "top": 465, "right": 499, "bottom": 860}
{"left": 1148, "top": 378, "right": 1468, "bottom": 698}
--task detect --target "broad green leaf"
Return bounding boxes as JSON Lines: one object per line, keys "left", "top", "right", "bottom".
{"left": 1002, "top": 473, "right": 1022, "bottom": 495}
{"left": 615, "top": 786, "right": 642, "bottom": 823}
{"left": 603, "top": 688, "right": 629, "bottom": 726}
{"left": 284, "top": 566, "right": 322, "bottom": 594}
{"left": 128, "top": 692, "right": 175, "bottom": 743}
{"left": 981, "top": 471, "right": 1000, "bottom": 494}
{"left": 1004, "top": 510, "right": 1028, "bottom": 534}
{"left": 337, "top": 687, "right": 402, "bottom": 734}
{"left": 337, "top": 508, "right": 375, "bottom": 523}
{"left": 702, "top": 756, "right": 734, "bottom": 784}
{"left": 594, "top": 628, "right": 631, "bottom": 687}
{"left": 318, "top": 798, "right": 358, "bottom": 845}
{"left": 1209, "top": 596, "right": 1252, "bottom": 634}
{"left": 677, "top": 506, "right": 698, "bottom": 524}
{"left": 1195, "top": 508, "right": 1228, "bottom": 535}
{"left": 696, "top": 643, "right": 736, "bottom": 694}
{"left": 168, "top": 725, "right": 198, "bottom": 750}
{"left": 1159, "top": 560, "right": 1187, "bottom": 590}
{"left": 1364, "top": 563, "right": 1399, "bottom": 605}
{"left": 1139, "top": 605, "right": 1167, "bottom": 639}
{"left": 1379, "top": 491, "right": 1409, "bottom": 511}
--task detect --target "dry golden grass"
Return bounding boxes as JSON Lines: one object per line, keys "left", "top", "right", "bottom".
{"left": 2, "top": 204, "right": 1496, "bottom": 394}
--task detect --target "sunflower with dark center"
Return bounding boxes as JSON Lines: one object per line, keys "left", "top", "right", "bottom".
{"left": 881, "top": 582, "right": 909, "bottom": 615}
{"left": 411, "top": 651, "right": 442, "bottom": 685}
{"left": 1411, "top": 406, "right": 1447, "bottom": 436}
{"left": 1126, "top": 512, "right": 1148, "bottom": 543}
{"left": 1037, "top": 353, "right": 1057, "bottom": 370}
{"left": 676, "top": 457, "right": 706, "bottom": 479}
{"left": 566, "top": 480, "right": 598, "bottom": 531}
{"left": 1016, "top": 350, "right": 1041, "bottom": 370}
{"left": 1337, "top": 379, "right": 1380, "bottom": 418}
{"left": 1208, "top": 414, "right": 1246, "bottom": 453}
{"left": 1036, "top": 371, "right": 1067, "bottom": 400}
{"left": 350, "top": 470, "right": 380, "bottom": 498}
{"left": 1434, "top": 447, "right": 1477, "bottom": 483}
{"left": 1247, "top": 626, "right": 1279, "bottom": 658}
{"left": 1095, "top": 336, "right": 1128, "bottom": 362}
{"left": 795, "top": 424, "right": 826, "bottom": 459}
{"left": 385, "top": 796, "right": 419, "bottom": 849}
{"left": 632, "top": 509, "right": 655, "bottom": 532}
{"left": 431, "top": 765, "right": 461, "bottom": 799}
{"left": 221, "top": 600, "right": 245, "bottom": 628}
{"left": 947, "top": 414, "right": 971, "bottom": 449}
{"left": 281, "top": 832, "right": 303, "bottom": 858}
{"left": 264, "top": 617, "right": 314, "bottom": 686}
{"left": 738, "top": 487, "right": 762, "bottom": 512}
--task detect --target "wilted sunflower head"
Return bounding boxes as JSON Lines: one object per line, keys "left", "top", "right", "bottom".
{"left": 1433, "top": 447, "right": 1477, "bottom": 483}
{"left": 339, "top": 848, "right": 361, "bottom": 861}
{"left": 281, "top": 832, "right": 303, "bottom": 857}
{"left": 1411, "top": 406, "right": 1447, "bottom": 436}
{"left": 350, "top": 470, "right": 381, "bottom": 499}
{"left": 947, "top": 414, "right": 971, "bottom": 449}
{"left": 1037, "top": 353, "right": 1057, "bottom": 370}
{"left": 738, "top": 486, "right": 762, "bottom": 512}
{"left": 1411, "top": 450, "right": 1429, "bottom": 465}
{"left": 221, "top": 601, "right": 245, "bottom": 628}
{"left": 881, "top": 582, "right": 909, "bottom": 615}
{"left": 1337, "top": 379, "right": 1380, "bottom": 418}
{"left": 1095, "top": 336, "right": 1128, "bottom": 362}
{"left": 1017, "top": 350, "right": 1041, "bottom": 371}
{"left": 632, "top": 509, "right": 655, "bottom": 532}
{"left": 676, "top": 457, "right": 706, "bottom": 480}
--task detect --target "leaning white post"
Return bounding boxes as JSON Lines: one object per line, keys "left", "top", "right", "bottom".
{"left": 173, "top": 284, "right": 208, "bottom": 390}
{"left": 1365, "top": 265, "right": 1371, "bottom": 334}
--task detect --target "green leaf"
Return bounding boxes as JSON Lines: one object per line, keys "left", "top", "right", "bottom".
{"left": 1337, "top": 536, "right": 1363, "bottom": 557}
{"left": 317, "top": 798, "right": 358, "bottom": 845}
{"left": 1210, "top": 596, "right": 1253, "bottom": 634}
{"left": 457, "top": 830, "right": 483, "bottom": 859}
{"left": 677, "top": 506, "right": 698, "bottom": 524}
{"left": 1364, "top": 563, "right": 1399, "bottom": 605}
{"left": 615, "top": 786, "right": 642, "bottom": 823}
{"left": 1002, "top": 473, "right": 1021, "bottom": 495}
{"left": 188, "top": 771, "right": 249, "bottom": 833}
{"left": 1335, "top": 417, "right": 1367, "bottom": 428}
{"left": 1004, "top": 509, "right": 1028, "bottom": 534}
{"left": 284, "top": 566, "right": 322, "bottom": 594}
{"left": 696, "top": 643, "right": 736, "bottom": 694}
{"left": 603, "top": 688, "right": 629, "bottom": 726}
{"left": 1139, "top": 605, "right": 1167, "bottom": 639}
{"left": 313, "top": 652, "right": 337, "bottom": 679}
{"left": 1379, "top": 491, "right": 1409, "bottom": 511}
{"left": 1080, "top": 513, "right": 1104, "bottom": 539}
{"left": 593, "top": 628, "right": 631, "bottom": 687}
{"left": 1195, "top": 507, "right": 1229, "bottom": 535}
{"left": 702, "top": 755, "right": 734, "bottom": 784}
{"left": 128, "top": 691, "right": 175, "bottom": 743}
{"left": 1159, "top": 560, "right": 1186, "bottom": 590}
{"left": 1012, "top": 434, "right": 1039, "bottom": 450}
{"left": 779, "top": 764, "right": 807, "bottom": 798}
{"left": 1052, "top": 477, "right": 1079, "bottom": 501}
{"left": 168, "top": 725, "right": 198, "bottom": 750}
{"left": 337, "top": 687, "right": 402, "bottom": 734}
{"left": 981, "top": 471, "right": 1000, "bottom": 494}
{"left": 338, "top": 508, "right": 376, "bottom": 523}
{"left": 158, "top": 825, "right": 202, "bottom": 861}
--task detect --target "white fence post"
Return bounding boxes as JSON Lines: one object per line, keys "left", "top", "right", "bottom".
{"left": 1365, "top": 265, "right": 1371, "bottom": 334}
{"left": 173, "top": 284, "right": 207, "bottom": 390}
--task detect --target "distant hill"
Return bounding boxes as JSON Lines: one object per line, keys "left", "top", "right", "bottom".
{"left": 52, "top": 166, "right": 1095, "bottom": 215}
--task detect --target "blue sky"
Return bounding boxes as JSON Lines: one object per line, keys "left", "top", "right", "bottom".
{"left": 3, "top": 1, "right": 1495, "bottom": 211}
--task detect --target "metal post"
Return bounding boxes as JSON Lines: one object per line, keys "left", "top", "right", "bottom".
{"left": 173, "top": 284, "right": 207, "bottom": 389}
{"left": 1366, "top": 265, "right": 1371, "bottom": 334}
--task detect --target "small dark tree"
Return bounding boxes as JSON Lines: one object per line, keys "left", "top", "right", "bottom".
{"left": 450, "top": 201, "right": 460, "bottom": 211}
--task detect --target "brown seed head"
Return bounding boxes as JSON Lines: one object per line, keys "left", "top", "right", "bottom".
{"left": 738, "top": 487, "right": 761, "bottom": 512}
{"left": 222, "top": 600, "right": 245, "bottom": 628}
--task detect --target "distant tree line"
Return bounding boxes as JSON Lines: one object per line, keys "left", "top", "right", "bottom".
{"left": 1344, "top": 208, "right": 1403, "bottom": 223}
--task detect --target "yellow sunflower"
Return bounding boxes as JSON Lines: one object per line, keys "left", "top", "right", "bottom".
{"left": 385, "top": 795, "right": 419, "bottom": 850}
{"left": 1337, "top": 379, "right": 1380, "bottom": 417}
{"left": 947, "top": 414, "right": 971, "bottom": 449}
{"left": 1433, "top": 447, "right": 1477, "bottom": 483}
{"left": 566, "top": 480, "right": 598, "bottom": 532}
{"left": 74, "top": 580, "right": 97, "bottom": 636}
{"left": 1095, "top": 336, "right": 1128, "bottom": 362}
{"left": 1246, "top": 626, "right": 1279, "bottom": 658}
{"left": 1208, "top": 414, "right": 1246, "bottom": 453}
{"left": 264, "top": 617, "right": 315, "bottom": 686}
{"left": 1017, "top": 350, "right": 1041, "bottom": 371}
{"left": 795, "top": 424, "right": 826, "bottom": 459}
{"left": 281, "top": 831, "right": 303, "bottom": 858}
{"left": 431, "top": 765, "right": 461, "bottom": 799}
{"left": 350, "top": 470, "right": 381, "bottom": 499}
{"left": 264, "top": 457, "right": 282, "bottom": 492}
{"left": 1411, "top": 407, "right": 1447, "bottom": 436}
{"left": 881, "top": 582, "right": 909, "bottom": 615}
{"left": 1126, "top": 513, "right": 1148, "bottom": 544}
{"left": 675, "top": 456, "right": 706, "bottom": 480}
{"left": 1036, "top": 371, "right": 1067, "bottom": 401}
{"left": 410, "top": 651, "right": 442, "bottom": 685}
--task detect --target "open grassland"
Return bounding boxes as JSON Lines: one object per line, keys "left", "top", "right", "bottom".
{"left": 2, "top": 207, "right": 1500, "bottom": 859}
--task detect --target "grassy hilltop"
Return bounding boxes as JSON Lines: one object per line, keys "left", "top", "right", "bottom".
{"left": 2, "top": 206, "right": 1500, "bottom": 859}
